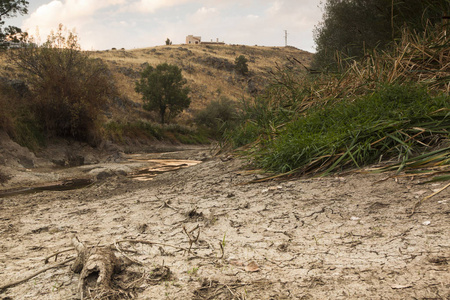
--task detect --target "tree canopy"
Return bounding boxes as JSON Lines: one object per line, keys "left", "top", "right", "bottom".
{"left": 313, "top": 0, "right": 448, "bottom": 70}
{"left": 135, "top": 63, "right": 190, "bottom": 124}
{"left": 0, "top": 0, "right": 28, "bottom": 42}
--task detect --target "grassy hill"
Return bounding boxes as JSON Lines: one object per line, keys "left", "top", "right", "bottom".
{"left": 89, "top": 44, "right": 313, "bottom": 122}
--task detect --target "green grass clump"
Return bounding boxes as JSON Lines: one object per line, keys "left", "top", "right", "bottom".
{"left": 245, "top": 84, "right": 450, "bottom": 175}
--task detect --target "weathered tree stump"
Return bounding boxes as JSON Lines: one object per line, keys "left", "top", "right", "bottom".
{"left": 71, "top": 236, "right": 122, "bottom": 300}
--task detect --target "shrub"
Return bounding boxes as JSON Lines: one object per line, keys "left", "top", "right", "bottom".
{"left": 194, "top": 96, "right": 238, "bottom": 138}
{"left": 10, "top": 24, "right": 116, "bottom": 143}
{"left": 235, "top": 55, "right": 249, "bottom": 76}
{"left": 0, "top": 79, "right": 44, "bottom": 150}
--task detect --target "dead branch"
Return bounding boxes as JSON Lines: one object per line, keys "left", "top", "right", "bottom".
{"left": 44, "top": 247, "right": 75, "bottom": 264}
{"left": 114, "top": 241, "right": 145, "bottom": 267}
{"left": 0, "top": 257, "right": 75, "bottom": 291}
{"left": 183, "top": 224, "right": 200, "bottom": 254}
{"left": 410, "top": 182, "right": 450, "bottom": 216}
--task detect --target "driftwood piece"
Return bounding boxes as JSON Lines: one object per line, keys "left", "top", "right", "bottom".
{"left": 72, "top": 236, "right": 122, "bottom": 300}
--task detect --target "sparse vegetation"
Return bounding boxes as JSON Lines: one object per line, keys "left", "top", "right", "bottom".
{"left": 1, "top": 22, "right": 311, "bottom": 149}
{"left": 104, "top": 120, "right": 208, "bottom": 145}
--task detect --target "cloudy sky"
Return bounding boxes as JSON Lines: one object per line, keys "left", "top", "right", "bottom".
{"left": 8, "top": 0, "right": 323, "bottom": 51}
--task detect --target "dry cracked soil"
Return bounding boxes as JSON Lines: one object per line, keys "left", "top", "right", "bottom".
{"left": 0, "top": 147, "right": 449, "bottom": 299}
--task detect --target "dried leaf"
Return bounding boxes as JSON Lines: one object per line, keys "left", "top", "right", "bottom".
{"left": 245, "top": 261, "right": 260, "bottom": 272}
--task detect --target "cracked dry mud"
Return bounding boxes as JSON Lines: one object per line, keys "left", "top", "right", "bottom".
{"left": 0, "top": 148, "right": 449, "bottom": 299}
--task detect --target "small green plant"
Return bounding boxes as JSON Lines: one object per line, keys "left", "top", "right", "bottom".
{"left": 222, "top": 233, "right": 226, "bottom": 248}
{"left": 187, "top": 266, "right": 199, "bottom": 276}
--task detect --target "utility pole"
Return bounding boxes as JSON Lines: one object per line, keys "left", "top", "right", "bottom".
{"left": 284, "top": 30, "right": 288, "bottom": 47}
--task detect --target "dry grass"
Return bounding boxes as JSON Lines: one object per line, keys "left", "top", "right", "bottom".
{"left": 89, "top": 44, "right": 313, "bottom": 120}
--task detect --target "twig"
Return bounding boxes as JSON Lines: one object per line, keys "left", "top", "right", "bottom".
{"left": 116, "top": 239, "right": 215, "bottom": 260}
{"left": 219, "top": 241, "right": 224, "bottom": 259}
{"left": 156, "top": 200, "right": 178, "bottom": 212}
{"left": 183, "top": 225, "right": 200, "bottom": 254}
{"left": 115, "top": 239, "right": 186, "bottom": 251}
{"left": 410, "top": 182, "right": 450, "bottom": 217}
{"left": 44, "top": 247, "right": 75, "bottom": 263}
{"left": 114, "top": 241, "right": 145, "bottom": 267}
{"left": 0, "top": 257, "right": 75, "bottom": 291}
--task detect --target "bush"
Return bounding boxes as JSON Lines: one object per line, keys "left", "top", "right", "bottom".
{"left": 235, "top": 55, "right": 249, "bottom": 76}
{"left": 10, "top": 24, "right": 115, "bottom": 143}
{"left": 0, "top": 170, "right": 11, "bottom": 184}
{"left": 194, "top": 96, "right": 238, "bottom": 138}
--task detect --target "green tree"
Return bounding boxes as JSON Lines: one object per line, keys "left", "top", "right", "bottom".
{"left": 313, "top": 0, "right": 448, "bottom": 70}
{"left": 135, "top": 63, "right": 190, "bottom": 124}
{"left": 235, "top": 55, "right": 249, "bottom": 76}
{"left": 0, "top": 0, "right": 28, "bottom": 42}
{"left": 165, "top": 38, "right": 172, "bottom": 45}
{"left": 10, "top": 24, "right": 115, "bottom": 142}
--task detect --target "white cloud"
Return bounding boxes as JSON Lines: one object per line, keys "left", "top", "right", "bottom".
{"left": 22, "top": 0, "right": 127, "bottom": 48}
{"left": 128, "top": 0, "right": 193, "bottom": 13}
{"left": 18, "top": 0, "right": 322, "bottom": 51}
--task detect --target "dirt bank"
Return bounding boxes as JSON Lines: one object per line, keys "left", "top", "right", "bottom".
{"left": 0, "top": 146, "right": 449, "bottom": 299}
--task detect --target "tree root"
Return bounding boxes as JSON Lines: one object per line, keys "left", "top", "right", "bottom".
{"left": 1, "top": 233, "right": 222, "bottom": 298}
{"left": 0, "top": 257, "right": 75, "bottom": 291}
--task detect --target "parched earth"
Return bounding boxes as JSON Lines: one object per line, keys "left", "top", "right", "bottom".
{"left": 0, "top": 146, "right": 449, "bottom": 299}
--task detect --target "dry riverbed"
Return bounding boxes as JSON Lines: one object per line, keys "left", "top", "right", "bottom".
{"left": 0, "top": 145, "right": 449, "bottom": 299}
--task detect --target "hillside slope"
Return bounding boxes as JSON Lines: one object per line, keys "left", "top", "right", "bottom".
{"left": 89, "top": 44, "right": 313, "bottom": 122}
